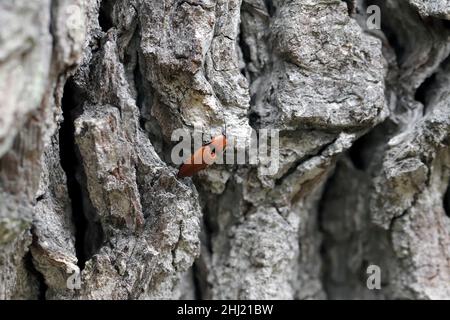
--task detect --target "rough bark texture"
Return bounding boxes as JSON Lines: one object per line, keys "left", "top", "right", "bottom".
{"left": 0, "top": 0, "right": 449, "bottom": 300}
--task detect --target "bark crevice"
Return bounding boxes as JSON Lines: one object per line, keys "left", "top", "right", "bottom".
{"left": 24, "top": 250, "right": 47, "bottom": 300}
{"left": 60, "top": 80, "right": 88, "bottom": 269}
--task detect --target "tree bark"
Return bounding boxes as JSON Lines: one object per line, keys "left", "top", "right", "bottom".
{"left": 0, "top": 0, "right": 449, "bottom": 299}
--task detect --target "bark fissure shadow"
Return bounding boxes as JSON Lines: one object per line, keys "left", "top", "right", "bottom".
{"left": 444, "top": 180, "right": 450, "bottom": 218}
{"left": 60, "top": 80, "right": 88, "bottom": 269}
{"left": 192, "top": 261, "right": 204, "bottom": 299}
{"left": 238, "top": 22, "right": 251, "bottom": 79}
{"left": 99, "top": 0, "right": 115, "bottom": 32}
{"left": 316, "top": 166, "right": 338, "bottom": 299}
{"left": 415, "top": 54, "right": 450, "bottom": 114}
{"left": 24, "top": 250, "right": 47, "bottom": 300}
{"left": 275, "top": 136, "right": 338, "bottom": 186}
{"left": 414, "top": 72, "right": 437, "bottom": 112}
{"left": 60, "top": 80, "right": 104, "bottom": 270}
{"left": 264, "top": 0, "right": 276, "bottom": 17}
{"left": 342, "top": 0, "right": 355, "bottom": 16}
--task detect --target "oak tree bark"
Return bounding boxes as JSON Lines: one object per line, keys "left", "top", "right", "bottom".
{"left": 1, "top": 0, "right": 449, "bottom": 299}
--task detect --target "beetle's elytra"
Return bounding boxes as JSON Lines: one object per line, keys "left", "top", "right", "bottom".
{"left": 177, "top": 134, "right": 227, "bottom": 178}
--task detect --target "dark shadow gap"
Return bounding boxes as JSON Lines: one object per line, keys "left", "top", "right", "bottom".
{"left": 342, "top": 0, "right": 355, "bottom": 15}
{"left": 444, "top": 181, "right": 450, "bottom": 218}
{"left": 59, "top": 79, "right": 88, "bottom": 269}
{"left": 264, "top": 0, "right": 276, "bottom": 17}
{"left": 415, "top": 54, "right": 450, "bottom": 113}
{"left": 238, "top": 22, "right": 251, "bottom": 79}
{"left": 348, "top": 134, "right": 369, "bottom": 171}
{"left": 415, "top": 72, "right": 436, "bottom": 110}
{"left": 192, "top": 262, "right": 204, "bottom": 300}
{"left": 443, "top": 19, "right": 450, "bottom": 30}
{"left": 316, "top": 165, "right": 339, "bottom": 300}
{"left": 99, "top": 0, "right": 114, "bottom": 32}
{"left": 248, "top": 110, "right": 261, "bottom": 129}
{"left": 24, "top": 251, "right": 47, "bottom": 300}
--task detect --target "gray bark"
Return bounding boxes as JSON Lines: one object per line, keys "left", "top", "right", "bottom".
{"left": 0, "top": 0, "right": 449, "bottom": 299}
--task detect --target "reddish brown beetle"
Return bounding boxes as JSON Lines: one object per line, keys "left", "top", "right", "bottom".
{"left": 177, "top": 133, "right": 227, "bottom": 178}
